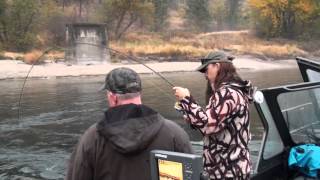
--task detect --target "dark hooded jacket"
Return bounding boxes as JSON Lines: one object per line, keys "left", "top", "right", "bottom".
{"left": 66, "top": 104, "right": 193, "bottom": 180}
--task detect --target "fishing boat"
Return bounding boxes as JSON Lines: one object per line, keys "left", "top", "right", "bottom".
{"left": 152, "top": 57, "right": 320, "bottom": 180}
{"left": 251, "top": 57, "right": 320, "bottom": 179}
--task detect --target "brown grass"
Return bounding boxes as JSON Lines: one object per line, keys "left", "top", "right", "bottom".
{"left": 46, "top": 51, "right": 65, "bottom": 61}
{"left": 3, "top": 31, "right": 312, "bottom": 63}
{"left": 3, "top": 50, "right": 65, "bottom": 63}
{"left": 3, "top": 52, "right": 24, "bottom": 60}
{"left": 110, "top": 31, "right": 308, "bottom": 60}
{"left": 23, "top": 50, "right": 44, "bottom": 64}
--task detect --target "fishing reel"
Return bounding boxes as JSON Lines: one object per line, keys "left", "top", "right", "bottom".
{"left": 174, "top": 101, "right": 196, "bottom": 130}
{"left": 174, "top": 101, "right": 183, "bottom": 112}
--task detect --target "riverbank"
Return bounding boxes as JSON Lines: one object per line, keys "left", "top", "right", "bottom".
{"left": 0, "top": 56, "right": 298, "bottom": 80}
{"left": 3, "top": 31, "right": 318, "bottom": 64}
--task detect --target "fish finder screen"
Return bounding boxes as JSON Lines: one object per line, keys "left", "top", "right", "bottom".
{"left": 158, "top": 159, "right": 183, "bottom": 180}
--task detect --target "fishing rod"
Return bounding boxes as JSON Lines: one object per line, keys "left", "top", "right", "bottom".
{"left": 17, "top": 44, "right": 176, "bottom": 120}
{"left": 73, "top": 42, "right": 179, "bottom": 105}
{"left": 18, "top": 46, "right": 64, "bottom": 120}
{"left": 76, "top": 42, "right": 176, "bottom": 87}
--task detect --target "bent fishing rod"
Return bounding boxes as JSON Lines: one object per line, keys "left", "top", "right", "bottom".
{"left": 18, "top": 44, "right": 176, "bottom": 120}
{"left": 18, "top": 46, "right": 64, "bottom": 120}
{"left": 106, "top": 47, "right": 175, "bottom": 87}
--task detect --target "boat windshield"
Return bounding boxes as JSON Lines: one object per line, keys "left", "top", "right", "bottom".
{"left": 277, "top": 87, "right": 320, "bottom": 144}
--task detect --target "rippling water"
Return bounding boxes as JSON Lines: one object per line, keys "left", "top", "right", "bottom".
{"left": 0, "top": 68, "right": 302, "bottom": 179}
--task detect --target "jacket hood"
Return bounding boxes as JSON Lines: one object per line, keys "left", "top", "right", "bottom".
{"left": 223, "top": 80, "right": 256, "bottom": 103}
{"left": 97, "top": 104, "right": 164, "bottom": 154}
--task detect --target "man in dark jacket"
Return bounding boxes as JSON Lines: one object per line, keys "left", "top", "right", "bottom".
{"left": 66, "top": 67, "right": 193, "bottom": 180}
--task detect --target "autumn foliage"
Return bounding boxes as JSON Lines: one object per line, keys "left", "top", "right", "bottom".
{"left": 248, "top": 0, "right": 320, "bottom": 38}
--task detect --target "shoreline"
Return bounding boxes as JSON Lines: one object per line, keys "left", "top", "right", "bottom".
{"left": 0, "top": 56, "right": 298, "bottom": 80}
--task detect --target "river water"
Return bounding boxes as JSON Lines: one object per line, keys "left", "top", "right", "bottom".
{"left": 0, "top": 68, "right": 302, "bottom": 179}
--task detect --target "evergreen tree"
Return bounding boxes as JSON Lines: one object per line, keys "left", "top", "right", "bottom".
{"left": 225, "top": 0, "right": 240, "bottom": 30}
{"left": 153, "top": 0, "right": 169, "bottom": 31}
{"left": 185, "top": 0, "right": 212, "bottom": 32}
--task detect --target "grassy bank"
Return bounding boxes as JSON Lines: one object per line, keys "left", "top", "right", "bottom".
{"left": 1, "top": 30, "right": 319, "bottom": 63}
{"left": 111, "top": 31, "right": 312, "bottom": 61}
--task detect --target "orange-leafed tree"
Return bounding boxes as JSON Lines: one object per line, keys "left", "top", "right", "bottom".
{"left": 248, "top": 0, "right": 320, "bottom": 38}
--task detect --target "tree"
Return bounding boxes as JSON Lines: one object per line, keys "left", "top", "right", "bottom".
{"left": 0, "top": 0, "right": 7, "bottom": 45}
{"left": 39, "top": 0, "right": 68, "bottom": 46}
{"left": 153, "top": 0, "right": 169, "bottom": 31}
{"left": 0, "top": 0, "right": 40, "bottom": 51}
{"left": 225, "top": 0, "right": 241, "bottom": 30}
{"left": 99, "top": 0, "right": 154, "bottom": 40}
{"left": 248, "top": 0, "right": 320, "bottom": 38}
{"left": 210, "top": 0, "right": 227, "bottom": 30}
{"left": 185, "top": 0, "right": 212, "bottom": 32}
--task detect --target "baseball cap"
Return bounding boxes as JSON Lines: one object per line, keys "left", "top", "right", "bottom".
{"left": 196, "top": 51, "right": 234, "bottom": 73}
{"left": 100, "top": 67, "right": 142, "bottom": 94}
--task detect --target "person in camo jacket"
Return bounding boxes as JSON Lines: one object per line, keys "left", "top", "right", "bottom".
{"left": 173, "top": 51, "right": 255, "bottom": 180}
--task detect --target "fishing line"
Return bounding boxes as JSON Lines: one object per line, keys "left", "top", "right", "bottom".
{"left": 18, "top": 46, "right": 63, "bottom": 120}
{"left": 76, "top": 42, "right": 176, "bottom": 87}
{"left": 145, "top": 79, "right": 176, "bottom": 102}
{"left": 18, "top": 44, "right": 176, "bottom": 120}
